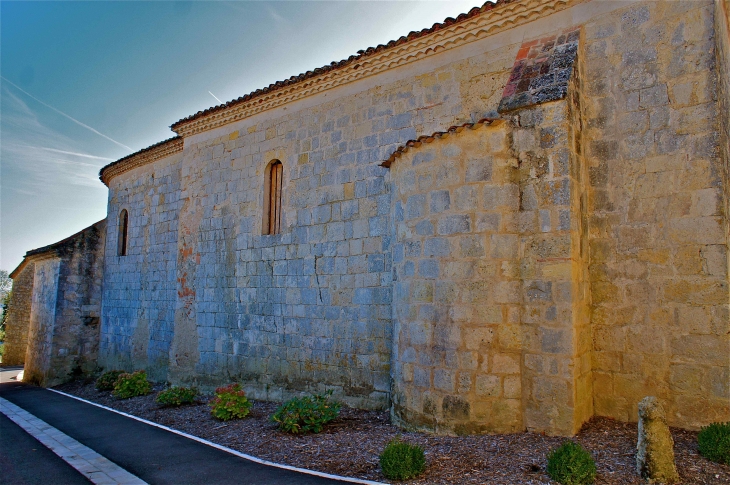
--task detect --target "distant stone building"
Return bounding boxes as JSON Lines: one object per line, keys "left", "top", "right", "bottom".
{"left": 6, "top": 0, "right": 729, "bottom": 436}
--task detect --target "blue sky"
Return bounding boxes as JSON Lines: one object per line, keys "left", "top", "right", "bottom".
{"left": 1, "top": 0, "right": 480, "bottom": 272}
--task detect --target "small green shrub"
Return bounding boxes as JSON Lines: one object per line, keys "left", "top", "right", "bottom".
{"left": 698, "top": 422, "right": 730, "bottom": 465}
{"left": 380, "top": 438, "right": 426, "bottom": 481}
{"left": 270, "top": 390, "right": 341, "bottom": 434}
{"left": 210, "top": 383, "right": 252, "bottom": 420}
{"left": 96, "top": 370, "right": 125, "bottom": 391}
{"left": 156, "top": 386, "right": 198, "bottom": 407}
{"left": 112, "top": 370, "right": 152, "bottom": 399}
{"left": 546, "top": 441, "right": 596, "bottom": 485}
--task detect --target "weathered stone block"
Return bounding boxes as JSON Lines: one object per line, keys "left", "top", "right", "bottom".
{"left": 636, "top": 397, "right": 679, "bottom": 483}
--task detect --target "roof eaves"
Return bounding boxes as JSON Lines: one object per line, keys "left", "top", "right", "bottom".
{"left": 381, "top": 118, "right": 505, "bottom": 168}
{"left": 99, "top": 136, "right": 183, "bottom": 186}
{"left": 170, "top": 0, "right": 510, "bottom": 133}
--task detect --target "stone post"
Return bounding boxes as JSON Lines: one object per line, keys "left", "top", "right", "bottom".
{"left": 636, "top": 396, "right": 679, "bottom": 483}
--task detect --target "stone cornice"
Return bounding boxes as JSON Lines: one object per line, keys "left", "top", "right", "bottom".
{"left": 171, "top": 0, "right": 576, "bottom": 138}
{"left": 99, "top": 137, "right": 183, "bottom": 186}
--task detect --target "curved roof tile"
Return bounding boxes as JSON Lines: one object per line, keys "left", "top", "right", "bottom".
{"left": 381, "top": 118, "right": 503, "bottom": 168}
{"left": 171, "top": 0, "right": 508, "bottom": 131}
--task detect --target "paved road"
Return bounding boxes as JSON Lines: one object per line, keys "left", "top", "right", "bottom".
{"left": 0, "top": 379, "right": 370, "bottom": 485}
{"left": 0, "top": 412, "right": 92, "bottom": 485}
{"left": 0, "top": 365, "right": 23, "bottom": 384}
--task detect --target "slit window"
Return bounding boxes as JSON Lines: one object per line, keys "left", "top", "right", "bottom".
{"left": 118, "top": 209, "right": 129, "bottom": 256}
{"left": 264, "top": 160, "right": 283, "bottom": 235}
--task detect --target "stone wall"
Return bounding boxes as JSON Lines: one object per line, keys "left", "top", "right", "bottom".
{"left": 389, "top": 73, "right": 593, "bottom": 436}
{"left": 582, "top": 0, "right": 730, "bottom": 427}
{"left": 48, "top": 221, "right": 106, "bottom": 383}
{"left": 24, "top": 258, "right": 61, "bottom": 385}
{"left": 94, "top": 0, "right": 730, "bottom": 433}
{"left": 390, "top": 121, "right": 524, "bottom": 434}
{"left": 100, "top": 153, "right": 182, "bottom": 381}
{"left": 23, "top": 221, "right": 106, "bottom": 386}
{"left": 716, "top": 1, "right": 730, "bottom": 320}
{"left": 506, "top": 28, "right": 593, "bottom": 436}
{"left": 101, "top": 28, "right": 523, "bottom": 409}
{"left": 3, "top": 263, "right": 35, "bottom": 365}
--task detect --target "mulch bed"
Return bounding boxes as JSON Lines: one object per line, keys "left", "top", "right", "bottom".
{"left": 55, "top": 380, "right": 730, "bottom": 484}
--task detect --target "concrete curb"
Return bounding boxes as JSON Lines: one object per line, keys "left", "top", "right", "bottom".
{"left": 0, "top": 396, "right": 147, "bottom": 485}
{"left": 50, "top": 389, "right": 386, "bottom": 485}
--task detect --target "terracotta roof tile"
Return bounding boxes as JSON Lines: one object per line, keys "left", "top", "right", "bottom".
{"left": 98, "top": 136, "right": 182, "bottom": 185}
{"left": 171, "top": 0, "right": 509, "bottom": 132}
{"left": 381, "top": 118, "right": 503, "bottom": 168}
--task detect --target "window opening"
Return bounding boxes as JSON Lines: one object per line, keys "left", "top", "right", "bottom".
{"left": 118, "top": 209, "right": 129, "bottom": 256}
{"left": 264, "top": 161, "right": 283, "bottom": 235}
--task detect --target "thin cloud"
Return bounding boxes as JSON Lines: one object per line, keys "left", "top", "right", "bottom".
{"left": 7, "top": 187, "right": 40, "bottom": 197}
{"left": 1, "top": 87, "right": 111, "bottom": 190}
{"left": 9, "top": 145, "right": 114, "bottom": 161}
{"left": 44, "top": 157, "right": 101, "bottom": 169}
{"left": 1, "top": 76, "right": 133, "bottom": 152}
{"left": 265, "top": 4, "right": 288, "bottom": 25}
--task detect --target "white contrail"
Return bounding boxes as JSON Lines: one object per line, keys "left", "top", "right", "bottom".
{"left": 10, "top": 144, "right": 115, "bottom": 161}
{"left": 1, "top": 76, "right": 133, "bottom": 152}
{"left": 208, "top": 91, "right": 223, "bottom": 104}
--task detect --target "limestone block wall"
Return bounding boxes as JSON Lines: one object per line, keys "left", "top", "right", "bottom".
{"left": 100, "top": 32, "right": 526, "bottom": 409}
{"left": 23, "top": 258, "right": 61, "bottom": 385}
{"left": 716, "top": 0, "right": 730, "bottom": 298}
{"left": 100, "top": 153, "right": 182, "bottom": 381}
{"left": 390, "top": 121, "right": 525, "bottom": 434}
{"left": 582, "top": 0, "right": 730, "bottom": 427}
{"left": 3, "top": 263, "right": 34, "bottom": 365}
{"left": 48, "top": 220, "right": 106, "bottom": 383}
{"left": 506, "top": 28, "right": 593, "bottom": 436}
{"left": 390, "top": 37, "right": 592, "bottom": 434}
{"left": 94, "top": 0, "right": 729, "bottom": 432}
{"left": 22, "top": 221, "right": 106, "bottom": 386}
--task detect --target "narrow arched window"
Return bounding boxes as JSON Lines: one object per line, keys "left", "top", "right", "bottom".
{"left": 118, "top": 209, "right": 129, "bottom": 256}
{"left": 263, "top": 160, "right": 283, "bottom": 235}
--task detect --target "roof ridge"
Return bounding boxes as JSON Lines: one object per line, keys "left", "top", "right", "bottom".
{"left": 170, "top": 0, "right": 510, "bottom": 132}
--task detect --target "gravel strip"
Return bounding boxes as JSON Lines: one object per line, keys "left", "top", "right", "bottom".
{"left": 55, "top": 380, "right": 730, "bottom": 484}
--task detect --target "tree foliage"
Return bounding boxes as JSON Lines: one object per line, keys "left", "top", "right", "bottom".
{"left": 0, "top": 270, "right": 11, "bottom": 334}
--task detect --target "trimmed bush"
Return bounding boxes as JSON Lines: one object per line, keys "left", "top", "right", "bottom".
{"left": 380, "top": 438, "right": 426, "bottom": 481}
{"left": 96, "top": 370, "right": 125, "bottom": 391}
{"left": 156, "top": 386, "right": 198, "bottom": 407}
{"left": 113, "top": 370, "right": 152, "bottom": 399}
{"left": 270, "top": 390, "right": 341, "bottom": 434}
{"left": 546, "top": 441, "right": 596, "bottom": 485}
{"left": 210, "top": 384, "right": 252, "bottom": 420}
{"left": 698, "top": 422, "right": 730, "bottom": 465}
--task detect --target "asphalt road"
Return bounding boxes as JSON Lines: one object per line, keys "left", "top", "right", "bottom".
{"left": 0, "top": 412, "right": 92, "bottom": 485}
{"left": 0, "top": 377, "right": 362, "bottom": 485}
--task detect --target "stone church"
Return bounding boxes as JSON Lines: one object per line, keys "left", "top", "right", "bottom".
{"left": 5, "top": 0, "right": 729, "bottom": 437}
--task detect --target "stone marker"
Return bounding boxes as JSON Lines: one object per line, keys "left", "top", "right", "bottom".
{"left": 636, "top": 397, "right": 679, "bottom": 483}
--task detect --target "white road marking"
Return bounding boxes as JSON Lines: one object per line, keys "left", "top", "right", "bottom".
{"left": 51, "top": 388, "right": 386, "bottom": 485}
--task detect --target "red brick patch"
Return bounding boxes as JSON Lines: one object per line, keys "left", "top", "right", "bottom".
{"left": 498, "top": 27, "right": 580, "bottom": 113}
